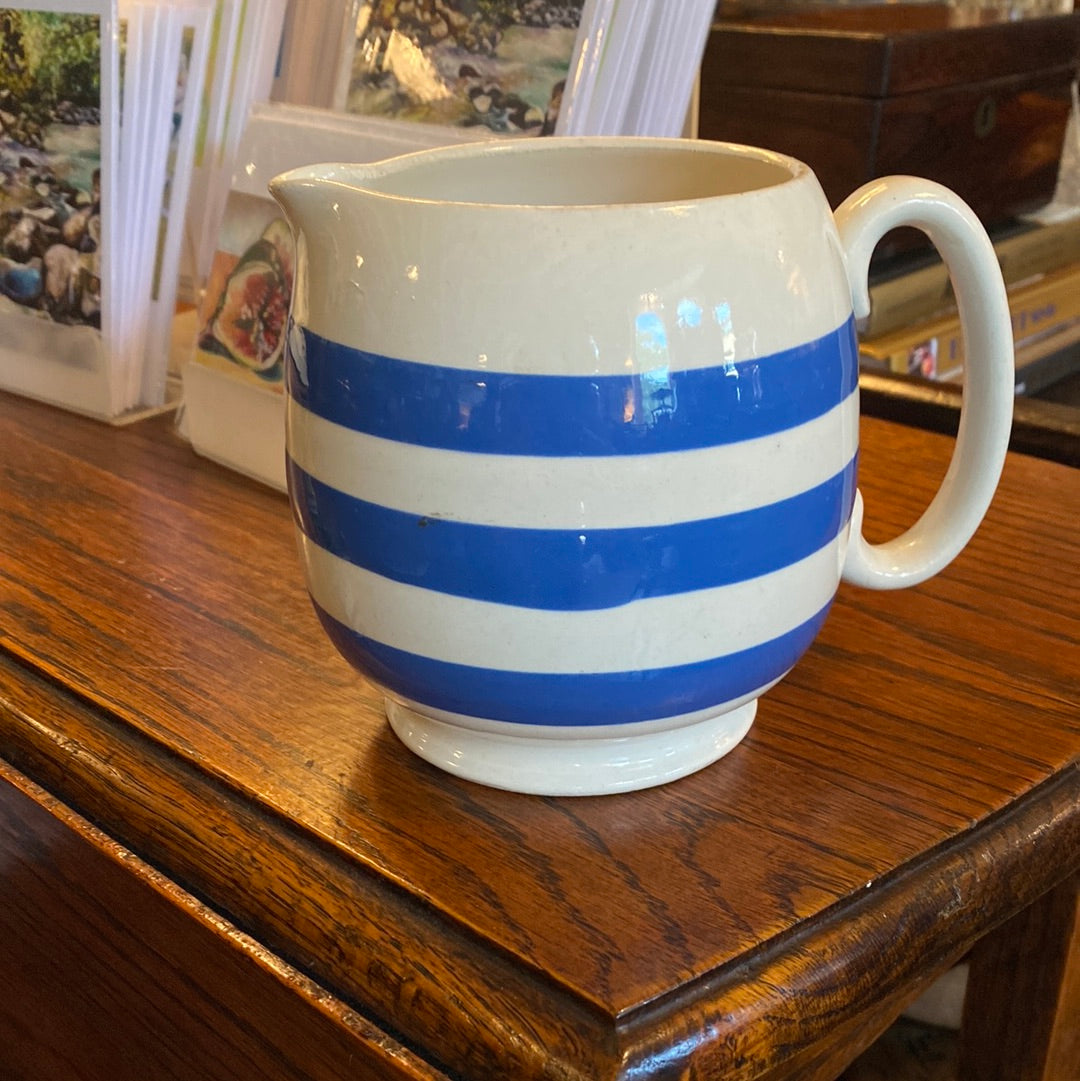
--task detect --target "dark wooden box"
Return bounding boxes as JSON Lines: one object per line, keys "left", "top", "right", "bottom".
{"left": 698, "top": 5, "right": 1080, "bottom": 239}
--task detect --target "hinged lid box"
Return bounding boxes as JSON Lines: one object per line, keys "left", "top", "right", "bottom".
{"left": 699, "top": 4, "right": 1080, "bottom": 241}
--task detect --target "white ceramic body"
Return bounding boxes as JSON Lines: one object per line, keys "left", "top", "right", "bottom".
{"left": 271, "top": 138, "right": 1013, "bottom": 795}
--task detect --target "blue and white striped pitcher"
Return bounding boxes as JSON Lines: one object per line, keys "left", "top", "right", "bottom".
{"left": 271, "top": 138, "right": 1012, "bottom": 795}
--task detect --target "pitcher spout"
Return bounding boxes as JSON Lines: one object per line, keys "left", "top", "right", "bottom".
{"left": 268, "top": 162, "right": 385, "bottom": 236}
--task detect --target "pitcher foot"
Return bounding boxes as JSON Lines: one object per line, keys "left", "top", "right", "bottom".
{"left": 384, "top": 697, "right": 757, "bottom": 796}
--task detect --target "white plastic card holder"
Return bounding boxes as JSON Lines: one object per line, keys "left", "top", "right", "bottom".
{"left": 557, "top": 0, "right": 612, "bottom": 135}
{"left": 143, "top": 0, "right": 213, "bottom": 404}
{"left": 635, "top": 0, "right": 715, "bottom": 137}
{"left": 558, "top": 0, "right": 715, "bottom": 138}
{"left": 230, "top": 101, "right": 498, "bottom": 200}
{"left": 273, "top": 0, "right": 360, "bottom": 111}
{"left": 117, "top": 3, "right": 156, "bottom": 406}
{"left": 248, "top": 0, "right": 288, "bottom": 104}
{"left": 119, "top": 2, "right": 181, "bottom": 407}
{"left": 185, "top": 0, "right": 247, "bottom": 287}
{"left": 328, "top": 0, "right": 362, "bottom": 112}
{"left": 186, "top": 0, "right": 287, "bottom": 290}
{"left": 592, "top": 0, "right": 655, "bottom": 135}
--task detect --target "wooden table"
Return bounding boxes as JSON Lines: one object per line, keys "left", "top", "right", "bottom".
{"left": 0, "top": 390, "right": 1077, "bottom": 1081}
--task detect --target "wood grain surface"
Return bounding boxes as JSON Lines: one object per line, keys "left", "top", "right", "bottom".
{"left": 0, "top": 758, "right": 442, "bottom": 1081}
{"left": 0, "top": 390, "right": 1077, "bottom": 1080}
{"left": 699, "top": 11, "right": 1079, "bottom": 228}
{"left": 705, "top": 9, "right": 1080, "bottom": 97}
{"left": 859, "top": 371, "right": 1080, "bottom": 468}
{"left": 698, "top": 70, "right": 1071, "bottom": 226}
{"left": 959, "top": 875, "right": 1080, "bottom": 1081}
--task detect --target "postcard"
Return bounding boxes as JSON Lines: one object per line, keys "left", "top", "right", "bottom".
{"left": 0, "top": 0, "right": 120, "bottom": 416}
{"left": 194, "top": 190, "right": 292, "bottom": 387}
{"left": 0, "top": 2, "right": 115, "bottom": 331}
{"left": 345, "top": 0, "right": 583, "bottom": 134}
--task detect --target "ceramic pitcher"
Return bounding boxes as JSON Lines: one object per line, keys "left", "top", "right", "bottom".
{"left": 270, "top": 137, "right": 1013, "bottom": 796}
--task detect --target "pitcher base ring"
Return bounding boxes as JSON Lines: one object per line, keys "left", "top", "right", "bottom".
{"left": 384, "top": 697, "right": 757, "bottom": 796}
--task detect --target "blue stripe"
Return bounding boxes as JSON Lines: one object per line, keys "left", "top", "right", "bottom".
{"left": 287, "top": 319, "right": 858, "bottom": 456}
{"left": 312, "top": 600, "right": 832, "bottom": 727}
{"left": 289, "top": 455, "right": 857, "bottom": 610}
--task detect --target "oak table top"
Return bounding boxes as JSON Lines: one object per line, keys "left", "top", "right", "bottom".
{"left": 0, "top": 389, "right": 1077, "bottom": 1080}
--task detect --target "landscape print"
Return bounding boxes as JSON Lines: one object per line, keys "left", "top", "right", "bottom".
{"left": 0, "top": 7, "right": 103, "bottom": 327}
{"left": 347, "top": 1, "right": 584, "bottom": 134}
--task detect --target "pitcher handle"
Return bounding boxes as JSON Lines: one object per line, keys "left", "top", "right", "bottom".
{"left": 835, "top": 177, "right": 1014, "bottom": 590}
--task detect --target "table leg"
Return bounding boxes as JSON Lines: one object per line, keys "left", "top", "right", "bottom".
{"left": 958, "top": 875, "right": 1080, "bottom": 1081}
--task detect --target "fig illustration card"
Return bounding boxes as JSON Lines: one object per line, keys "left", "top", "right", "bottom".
{"left": 194, "top": 190, "right": 292, "bottom": 386}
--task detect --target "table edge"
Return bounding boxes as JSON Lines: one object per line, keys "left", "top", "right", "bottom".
{"left": 0, "top": 755, "right": 446, "bottom": 1081}
{"left": 2, "top": 645, "right": 1077, "bottom": 1081}
{"left": 617, "top": 761, "right": 1080, "bottom": 1078}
